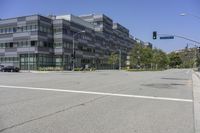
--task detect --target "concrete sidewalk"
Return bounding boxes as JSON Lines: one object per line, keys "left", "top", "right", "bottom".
{"left": 193, "top": 72, "right": 200, "bottom": 133}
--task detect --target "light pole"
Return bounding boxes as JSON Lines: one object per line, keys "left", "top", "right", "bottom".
{"left": 28, "top": 43, "right": 30, "bottom": 72}
{"left": 118, "top": 49, "right": 121, "bottom": 70}
{"left": 185, "top": 43, "right": 198, "bottom": 68}
{"left": 28, "top": 32, "right": 31, "bottom": 72}
{"left": 137, "top": 50, "right": 140, "bottom": 69}
{"left": 72, "top": 30, "right": 85, "bottom": 71}
{"left": 180, "top": 13, "right": 200, "bottom": 20}
{"left": 179, "top": 13, "right": 200, "bottom": 68}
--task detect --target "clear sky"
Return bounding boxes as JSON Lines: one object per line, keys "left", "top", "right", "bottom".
{"left": 1, "top": 0, "right": 200, "bottom": 52}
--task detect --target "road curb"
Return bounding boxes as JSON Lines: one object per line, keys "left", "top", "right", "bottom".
{"left": 196, "top": 72, "right": 200, "bottom": 79}
{"left": 192, "top": 72, "right": 200, "bottom": 133}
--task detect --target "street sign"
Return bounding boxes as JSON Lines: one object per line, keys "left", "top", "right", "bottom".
{"left": 160, "top": 36, "right": 174, "bottom": 39}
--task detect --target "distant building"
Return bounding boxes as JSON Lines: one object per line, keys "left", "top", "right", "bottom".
{"left": 144, "top": 42, "right": 153, "bottom": 49}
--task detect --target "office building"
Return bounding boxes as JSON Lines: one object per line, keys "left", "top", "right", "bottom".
{"left": 0, "top": 13, "right": 137, "bottom": 70}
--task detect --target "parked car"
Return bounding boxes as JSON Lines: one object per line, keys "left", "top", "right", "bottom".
{"left": 0, "top": 65, "right": 4, "bottom": 71}
{"left": 1, "top": 66, "right": 20, "bottom": 72}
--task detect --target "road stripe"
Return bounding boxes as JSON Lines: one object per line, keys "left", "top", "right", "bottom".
{"left": 0, "top": 85, "right": 193, "bottom": 102}
{"left": 186, "top": 70, "right": 191, "bottom": 74}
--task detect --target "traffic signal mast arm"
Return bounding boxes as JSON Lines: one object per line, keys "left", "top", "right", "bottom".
{"left": 157, "top": 33, "right": 200, "bottom": 46}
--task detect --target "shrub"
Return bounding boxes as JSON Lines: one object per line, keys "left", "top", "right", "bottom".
{"left": 38, "top": 67, "right": 63, "bottom": 71}
{"left": 74, "top": 68, "right": 82, "bottom": 71}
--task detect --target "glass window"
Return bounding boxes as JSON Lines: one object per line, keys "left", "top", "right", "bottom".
{"left": 24, "top": 26, "right": 27, "bottom": 31}
{"left": 30, "top": 25, "right": 32, "bottom": 31}
{"left": 31, "top": 41, "right": 36, "bottom": 47}
{"left": 27, "top": 25, "right": 30, "bottom": 30}
{"left": 8, "top": 27, "right": 12, "bottom": 33}
{"left": 40, "top": 26, "right": 43, "bottom": 32}
{"left": 0, "top": 43, "right": 4, "bottom": 48}
{"left": 5, "top": 28, "right": 7, "bottom": 33}
{"left": 5, "top": 57, "right": 8, "bottom": 62}
{"left": 13, "top": 27, "right": 16, "bottom": 33}
{"left": 56, "top": 57, "right": 61, "bottom": 62}
{"left": 29, "top": 57, "right": 34, "bottom": 62}
{"left": 21, "top": 26, "right": 23, "bottom": 32}
{"left": 17, "top": 27, "right": 22, "bottom": 32}
{"left": 9, "top": 42, "right": 13, "bottom": 48}
{"left": 47, "top": 28, "right": 50, "bottom": 33}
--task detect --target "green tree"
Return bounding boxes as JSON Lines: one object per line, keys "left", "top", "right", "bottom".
{"left": 168, "top": 52, "right": 183, "bottom": 68}
{"left": 152, "top": 48, "right": 169, "bottom": 70}
{"left": 130, "top": 43, "right": 153, "bottom": 69}
{"left": 140, "top": 47, "right": 153, "bottom": 69}
{"left": 179, "top": 49, "right": 195, "bottom": 68}
{"left": 108, "top": 52, "right": 118, "bottom": 69}
{"left": 130, "top": 44, "right": 169, "bottom": 70}
{"left": 130, "top": 43, "right": 143, "bottom": 68}
{"left": 196, "top": 56, "right": 200, "bottom": 67}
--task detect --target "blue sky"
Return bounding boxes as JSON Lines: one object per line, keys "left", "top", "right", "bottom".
{"left": 1, "top": 0, "right": 200, "bottom": 52}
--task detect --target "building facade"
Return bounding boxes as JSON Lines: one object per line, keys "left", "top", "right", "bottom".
{"left": 0, "top": 13, "right": 137, "bottom": 70}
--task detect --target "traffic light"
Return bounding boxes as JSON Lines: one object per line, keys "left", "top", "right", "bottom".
{"left": 153, "top": 31, "right": 157, "bottom": 40}
{"left": 199, "top": 47, "right": 200, "bottom": 53}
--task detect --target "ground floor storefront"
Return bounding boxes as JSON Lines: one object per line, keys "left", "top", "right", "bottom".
{"left": 0, "top": 54, "right": 119, "bottom": 70}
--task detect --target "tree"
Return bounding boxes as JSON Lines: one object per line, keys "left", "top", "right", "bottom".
{"left": 196, "top": 56, "right": 200, "bottom": 67}
{"left": 108, "top": 52, "right": 118, "bottom": 69}
{"left": 130, "top": 43, "right": 153, "bottom": 69}
{"left": 152, "top": 48, "right": 169, "bottom": 70}
{"left": 178, "top": 48, "right": 195, "bottom": 68}
{"left": 130, "top": 43, "right": 143, "bottom": 68}
{"left": 140, "top": 47, "right": 153, "bottom": 69}
{"left": 168, "top": 52, "right": 183, "bottom": 68}
{"left": 130, "top": 44, "right": 169, "bottom": 70}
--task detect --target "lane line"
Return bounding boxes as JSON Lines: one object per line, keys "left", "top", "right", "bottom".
{"left": 186, "top": 69, "right": 191, "bottom": 74}
{"left": 0, "top": 85, "right": 193, "bottom": 102}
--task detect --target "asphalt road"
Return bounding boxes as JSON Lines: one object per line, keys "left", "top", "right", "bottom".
{"left": 0, "top": 69, "right": 195, "bottom": 133}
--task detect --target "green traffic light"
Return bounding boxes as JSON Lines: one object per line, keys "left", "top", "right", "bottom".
{"left": 153, "top": 31, "right": 157, "bottom": 40}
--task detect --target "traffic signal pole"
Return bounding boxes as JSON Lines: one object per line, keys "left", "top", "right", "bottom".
{"left": 158, "top": 33, "right": 200, "bottom": 45}
{"left": 153, "top": 31, "right": 200, "bottom": 45}
{"left": 153, "top": 31, "right": 200, "bottom": 68}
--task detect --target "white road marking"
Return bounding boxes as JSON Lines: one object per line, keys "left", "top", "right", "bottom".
{"left": 186, "top": 70, "right": 191, "bottom": 74}
{"left": 0, "top": 85, "right": 193, "bottom": 102}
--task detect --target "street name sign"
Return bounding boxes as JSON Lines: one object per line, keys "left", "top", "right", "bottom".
{"left": 160, "top": 36, "right": 174, "bottom": 39}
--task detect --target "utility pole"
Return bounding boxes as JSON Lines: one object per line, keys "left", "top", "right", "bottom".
{"left": 28, "top": 32, "right": 31, "bottom": 72}
{"left": 137, "top": 50, "right": 140, "bottom": 69}
{"left": 194, "top": 47, "right": 197, "bottom": 68}
{"left": 72, "top": 37, "right": 75, "bottom": 71}
{"left": 119, "top": 49, "right": 121, "bottom": 70}
{"left": 185, "top": 43, "right": 198, "bottom": 68}
{"left": 28, "top": 44, "right": 30, "bottom": 72}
